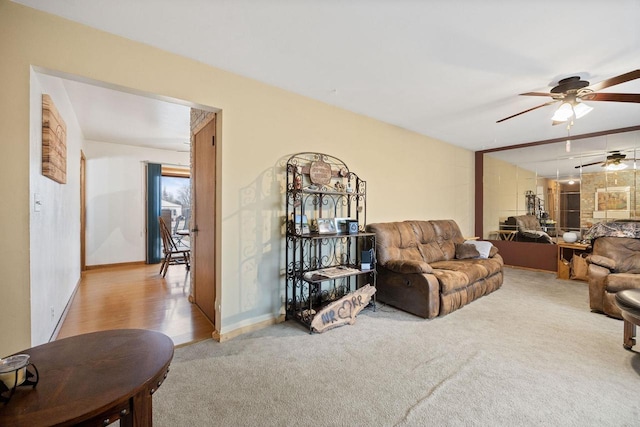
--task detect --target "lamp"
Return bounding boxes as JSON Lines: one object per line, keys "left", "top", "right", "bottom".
{"left": 551, "top": 98, "right": 593, "bottom": 123}
{"left": 573, "top": 101, "right": 593, "bottom": 119}
{"left": 605, "top": 162, "right": 628, "bottom": 171}
{"left": 551, "top": 102, "right": 574, "bottom": 122}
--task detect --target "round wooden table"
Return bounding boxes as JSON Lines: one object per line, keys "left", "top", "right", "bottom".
{"left": 0, "top": 329, "right": 174, "bottom": 426}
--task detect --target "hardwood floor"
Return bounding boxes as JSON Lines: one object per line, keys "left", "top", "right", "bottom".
{"left": 56, "top": 263, "right": 214, "bottom": 347}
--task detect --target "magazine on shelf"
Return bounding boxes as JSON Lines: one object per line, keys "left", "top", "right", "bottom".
{"left": 303, "top": 266, "right": 360, "bottom": 280}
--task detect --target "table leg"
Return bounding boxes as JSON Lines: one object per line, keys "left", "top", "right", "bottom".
{"left": 120, "top": 391, "right": 153, "bottom": 427}
{"left": 120, "top": 407, "right": 134, "bottom": 427}
{"left": 623, "top": 319, "right": 636, "bottom": 350}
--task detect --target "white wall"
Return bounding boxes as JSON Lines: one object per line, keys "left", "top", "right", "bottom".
{"left": 29, "top": 71, "right": 82, "bottom": 345}
{"left": 83, "top": 140, "right": 189, "bottom": 266}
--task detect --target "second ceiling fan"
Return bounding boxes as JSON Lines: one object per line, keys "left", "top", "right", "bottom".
{"left": 574, "top": 150, "right": 638, "bottom": 170}
{"left": 497, "top": 70, "right": 640, "bottom": 124}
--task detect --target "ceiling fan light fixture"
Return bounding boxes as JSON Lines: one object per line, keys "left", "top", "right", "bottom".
{"left": 551, "top": 102, "right": 573, "bottom": 122}
{"left": 605, "top": 162, "right": 628, "bottom": 171}
{"left": 573, "top": 101, "right": 593, "bottom": 119}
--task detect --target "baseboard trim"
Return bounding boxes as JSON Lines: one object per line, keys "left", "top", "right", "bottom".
{"left": 49, "top": 276, "right": 81, "bottom": 342}
{"left": 85, "top": 261, "right": 146, "bottom": 270}
{"left": 216, "top": 315, "right": 286, "bottom": 342}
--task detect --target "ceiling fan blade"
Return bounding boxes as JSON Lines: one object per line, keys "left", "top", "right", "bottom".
{"left": 496, "top": 101, "right": 557, "bottom": 123}
{"left": 584, "top": 92, "right": 640, "bottom": 103}
{"left": 520, "top": 92, "right": 554, "bottom": 97}
{"left": 574, "top": 160, "right": 604, "bottom": 168}
{"left": 588, "top": 70, "right": 640, "bottom": 92}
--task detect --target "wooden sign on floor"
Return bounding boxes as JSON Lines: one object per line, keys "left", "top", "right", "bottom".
{"left": 311, "top": 284, "right": 376, "bottom": 333}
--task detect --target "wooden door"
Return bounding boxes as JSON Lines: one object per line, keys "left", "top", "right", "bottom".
{"left": 192, "top": 117, "right": 217, "bottom": 325}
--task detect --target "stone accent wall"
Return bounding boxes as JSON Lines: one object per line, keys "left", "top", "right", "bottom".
{"left": 191, "top": 109, "right": 216, "bottom": 137}
{"left": 580, "top": 170, "right": 640, "bottom": 229}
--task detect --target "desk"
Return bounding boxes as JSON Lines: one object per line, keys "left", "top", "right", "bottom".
{"left": 490, "top": 230, "right": 517, "bottom": 241}
{"left": 0, "top": 329, "right": 173, "bottom": 427}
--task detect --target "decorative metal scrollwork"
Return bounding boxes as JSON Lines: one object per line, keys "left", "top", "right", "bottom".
{"left": 284, "top": 152, "right": 376, "bottom": 331}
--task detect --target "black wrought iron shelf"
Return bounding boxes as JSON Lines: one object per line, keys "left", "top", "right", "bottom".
{"left": 290, "top": 231, "right": 376, "bottom": 240}
{"left": 299, "top": 189, "right": 366, "bottom": 196}
{"left": 284, "top": 152, "right": 376, "bottom": 332}
{"left": 300, "top": 265, "right": 375, "bottom": 283}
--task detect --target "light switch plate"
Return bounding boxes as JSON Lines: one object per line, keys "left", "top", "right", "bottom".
{"left": 34, "top": 193, "right": 42, "bottom": 212}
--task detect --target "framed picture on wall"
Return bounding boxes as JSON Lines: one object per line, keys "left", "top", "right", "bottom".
{"left": 595, "top": 187, "right": 630, "bottom": 211}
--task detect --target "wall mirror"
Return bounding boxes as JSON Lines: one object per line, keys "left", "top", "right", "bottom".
{"left": 481, "top": 127, "right": 640, "bottom": 246}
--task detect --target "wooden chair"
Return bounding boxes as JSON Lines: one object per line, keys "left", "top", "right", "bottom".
{"left": 158, "top": 216, "right": 190, "bottom": 277}
{"left": 172, "top": 215, "right": 190, "bottom": 247}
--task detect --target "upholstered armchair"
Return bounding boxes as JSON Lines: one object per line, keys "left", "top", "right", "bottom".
{"left": 587, "top": 236, "right": 640, "bottom": 318}
{"left": 505, "top": 214, "right": 553, "bottom": 244}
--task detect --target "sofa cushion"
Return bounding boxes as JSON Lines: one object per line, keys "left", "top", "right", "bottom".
{"left": 366, "top": 222, "right": 423, "bottom": 266}
{"left": 409, "top": 220, "right": 464, "bottom": 263}
{"left": 593, "top": 237, "right": 640, "bottom": 272}
{"left": 455, "top": 243, "right": 480, "bottom": 260}
{"left": 463, "top": 257, "right": 504, "bottom": 276}
{"left": 385, "top": 259, "right": 433, "bottom": 274}
{"left": 513, "top": 214, "right": 542, "bottom": 232}
{"left": 408, "top": 220, "right": 447, "bottom": 262}
{"left": 430, "top": 260, "right": 494, "bottom": 293}
{"left": 618, "top": 253, "right": 640, "bottom": 273}
{"left": 606, "top": 273, "right": 640, "bottom": 293}
{"left": 430, "top": 268, "right": 471, "bottom": 293}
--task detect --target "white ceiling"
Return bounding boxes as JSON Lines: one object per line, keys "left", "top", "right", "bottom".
{"left": 15, "top": 0, "right": 640, "bottom": 153}
{"left": 59, "top": 78, "right": 191, "bottom": 152}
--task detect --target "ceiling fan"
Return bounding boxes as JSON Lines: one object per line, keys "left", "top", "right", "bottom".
{"left": 497, "top": 70, "right": 640, "bottom": 124}
{"left": 574, "top": 150, "right": 637, "bottom": 170}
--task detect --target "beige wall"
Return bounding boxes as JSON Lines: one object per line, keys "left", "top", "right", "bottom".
{"left": 483, "top": 155, "right": 538, "bottom": 238}
{"left": 0, "top": 1, "right": 474, "bottom": 352}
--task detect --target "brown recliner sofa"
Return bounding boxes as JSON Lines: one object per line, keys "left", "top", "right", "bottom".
{"left": 504, "top": 214, "right": 554, "bottom": 243}
{"left": 587, "top": 236, "right": 640, "bottom": 318}
{"left": 365, "top": 219, "right": 504, "bottom": 319}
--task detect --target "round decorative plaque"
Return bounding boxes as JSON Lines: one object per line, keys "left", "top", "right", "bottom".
{"left": 309, "top": 159, "right": 332, "bottom": 185}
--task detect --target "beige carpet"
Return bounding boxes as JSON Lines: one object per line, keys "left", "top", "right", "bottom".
{"left": 154, "top": 268, "right": 640, "bottom": 426}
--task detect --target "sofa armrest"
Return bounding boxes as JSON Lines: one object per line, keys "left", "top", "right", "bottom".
{"left": 384, "top": 259, "right": 433, "bottom": 274}
{"left": 489, "top": 246, "right": 499, "bottom": 258}
{"left": 587, "top": 254, "right": 617, "bottom": 271}
{"left": 587, "top": 263, "right": 612, "bottom": 313}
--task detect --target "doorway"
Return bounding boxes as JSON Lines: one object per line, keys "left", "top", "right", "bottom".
{"left": 560, "top": 183, "right": 581, "bottom": 232}
{"left": 32, "top": 70, "right": 220, "bottom": 343}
